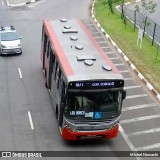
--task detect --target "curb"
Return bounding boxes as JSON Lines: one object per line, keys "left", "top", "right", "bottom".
{"left": 91, "top": 0, "right": 160, "bottom": 101}
{"left": 6, "top": 0, "right": 40, "bottom": 7}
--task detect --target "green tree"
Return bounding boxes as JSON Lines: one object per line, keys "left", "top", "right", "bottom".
{"left": 135, "top": 0, "right": 157, "bottom": 29}
{"left": 135, "top": 0, "right": 157, "bottom": 48}
{"left": 101, "top": 0, "right": 120, "bottom": 14}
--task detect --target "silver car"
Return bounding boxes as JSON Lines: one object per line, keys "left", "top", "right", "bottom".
{"left": 0, "top": 26, "right": 22, "bottom": 55}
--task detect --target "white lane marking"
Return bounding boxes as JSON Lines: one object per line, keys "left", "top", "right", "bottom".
{"left": 98, "top": 41, "right": 106, "bottom": 43}
{"left": 28, "top": 111, "right": 34, "bottom": 130}
{"left": 110, "top": 57, "right": 118, "bottom": 60}
{"left": 18, "top": 68, "right": 23, "bottom": 79}
{"left": 87, "top": 24, "right": 94, "bottom": 26}
{"left": 101, "top": 46, "right": 110, "bottom": 49}
{"left": 120, "top": 70, "right": 129, "bottom": 73}
{"left": 121, "top": 114, "right": 160, "bottom": 124}
{"left": 105, "top": 51, "right": 114, "bottom": 54}
{"left": 122, "top": 103, "right": 156, "bottom": 112}
{"left": 128, "top": 127, "right": 160, "bottom": 137}
{"left": 124, "top": 85, "right": 141, "bottom": 90}
{"left": 123, "top": 78, "right": 133, "bottom": 81}
{"left": 126, "top": 94, "right": 147, "bottom": 99}
{"left": 114, "top": 63, "right": 124, "bottom": 66}
{"left": 94, "top": 36, "right": 103, "bottom": 39}
{"left": 119, "top": 125, "right": 137, "bottom": 151}
{"left": 136, "top": 143, "right": 160, "bottom": 151}
{"left": 119, "top": 125, "right": 142, "bottom": 160}
{"left": 91, "top": 31, "right": 99, "bottom": 34}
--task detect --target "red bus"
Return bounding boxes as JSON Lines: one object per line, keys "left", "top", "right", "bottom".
{"left": 41, "top": 18, "right": 126, "bottom": 140}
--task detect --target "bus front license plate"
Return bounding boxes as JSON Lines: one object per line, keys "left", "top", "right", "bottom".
{"left": 79, "top": 135, "right": 103, "bottom": 139}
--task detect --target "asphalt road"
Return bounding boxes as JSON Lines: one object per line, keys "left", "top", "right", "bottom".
{"left": 0, "top": 0, "right": 160, "bottom": 160}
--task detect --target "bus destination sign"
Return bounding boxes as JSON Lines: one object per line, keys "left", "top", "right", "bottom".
{"left": 68, "top": 80, "right": 124, "bottom": 89}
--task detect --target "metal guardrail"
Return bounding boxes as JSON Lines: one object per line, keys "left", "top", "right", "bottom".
{"left": 121, "top": 6, "right": 160, "bottom": 47}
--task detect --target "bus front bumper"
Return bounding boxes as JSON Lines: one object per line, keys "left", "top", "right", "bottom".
{"left": 61, "top": 124, "right": 119, "bottom": 140}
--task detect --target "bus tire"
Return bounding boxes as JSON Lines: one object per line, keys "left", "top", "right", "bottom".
{"left": 45, "top": 81, "right": 48, "bottom": 88}
{"left": 59, "top": 106, "right": 63, "bottom": 127}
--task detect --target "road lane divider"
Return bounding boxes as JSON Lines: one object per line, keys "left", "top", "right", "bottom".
{"left": 119, "top": 125, "right": 142, "bottom": 160}
{"left": 18, "top": 68, "right": 23, "bottom": 79}
{"left": 28, "top": 111, "right": 34, "bottom": 130}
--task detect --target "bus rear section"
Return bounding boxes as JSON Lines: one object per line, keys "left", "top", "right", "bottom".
{"left": 41, "top": 18, "right": 126, "bottom": 140}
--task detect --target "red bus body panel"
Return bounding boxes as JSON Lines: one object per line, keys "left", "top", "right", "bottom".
{"left": 62, "top": 124, "right": 119, "bottom": 140}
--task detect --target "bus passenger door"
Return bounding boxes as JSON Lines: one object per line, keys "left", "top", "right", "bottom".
{"left": 59, "top": 82, "right": 66, "bottom": 127}
{"left": 50, "top": 60, "right": 58, "bottom": 114}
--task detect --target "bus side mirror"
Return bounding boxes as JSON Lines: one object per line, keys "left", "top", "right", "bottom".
{"left": 122, "top": 91, "right": 126, "bottom": 100}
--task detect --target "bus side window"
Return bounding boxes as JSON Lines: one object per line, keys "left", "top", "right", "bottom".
{"left": 59, "top": 74, "right": 64, "bottom": 95}
{"left": 61, "top": 81, "right": 66, "bottom": 104}
{"left": 54, "top": 60, "right": 58, "bottom": 80}
{"left": 51, "top": 47, "right": 56, "bottom": 71}
{"left": 50, "top": 49, "right": 55, "bottom": 73}
{"left": 46, "top": 40, "right": 50, "bottom": 58}
{"left": 43, "top": 32, "right": 47, "bottom": 53}
{"left": 52, "top": 47, "right": 56, "bottom": 63}
{"left": 57, "top": 69, "right": 61, "bottom": 89}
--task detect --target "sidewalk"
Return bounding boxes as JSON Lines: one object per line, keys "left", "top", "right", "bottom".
{"left": 6, "top": 0, "right": 39, "bottom": 7}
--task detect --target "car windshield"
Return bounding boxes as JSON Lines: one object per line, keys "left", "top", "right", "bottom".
{"left": 1, "top": 32, "right": 19, "bottom": 41}
{"left": 64, "top": 90, "right": 123, "bottom": 120}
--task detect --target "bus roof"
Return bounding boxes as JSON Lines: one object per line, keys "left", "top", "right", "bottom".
{"left": 43, "top": 18, "right": 123, "bottom": 82}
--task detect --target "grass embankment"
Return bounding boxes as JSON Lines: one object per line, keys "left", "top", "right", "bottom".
{"left": 94, "top": 0, "right": 160, "bottom": 92}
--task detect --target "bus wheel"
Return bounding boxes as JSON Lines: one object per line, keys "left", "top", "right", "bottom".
{"left": 59, "top": 106, "right": 63, "bottom": 127}
{"left": 45, "top": 81, "right": 48, "bottom": 88}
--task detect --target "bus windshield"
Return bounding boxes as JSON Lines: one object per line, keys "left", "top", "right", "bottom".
{"left": 64, "top": 90, "right": 123, "bottom": 120}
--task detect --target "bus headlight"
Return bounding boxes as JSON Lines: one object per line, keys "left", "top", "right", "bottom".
{"left": 64, "top": 123, "right": 76, "bottom": 132}
{"left": 108, "top": 124, "right": 116, "bottom": 130}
